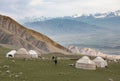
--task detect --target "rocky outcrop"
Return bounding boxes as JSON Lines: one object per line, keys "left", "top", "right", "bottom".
{"left": 68, "top": 46, "right": 120, "bottom": 60}
{"left": 0, "top": 15, "right": 69, "bottom": 54}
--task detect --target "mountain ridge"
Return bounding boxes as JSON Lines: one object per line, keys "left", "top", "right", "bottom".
{"left": 19, "top": 10, "right": 120, "bottom": 23}
{"left": 0, "top": 15, "right": 69, "bottom": 54}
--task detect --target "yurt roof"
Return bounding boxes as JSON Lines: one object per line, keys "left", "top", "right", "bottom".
{"left": 76, "top": 56, "right": 95, "bottom": 64}
{"left": 7, "top": 50, "right": 16, "bottom": 55}
{"left": 6, "top": 50, "right": 16, "bottom": 57}
{"left": 93, "top": 57, "right": 105, "bottom": 62}
{"left": 16, "top": 48, "right": 29, "bottom": 54}
{"left": 29, "top": 50, "right": 37, "bottom": 55}
{"left": 81, "top": 56, "right": 90, "bottom": 60}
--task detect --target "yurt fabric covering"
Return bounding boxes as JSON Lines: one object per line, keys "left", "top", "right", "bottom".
{"left": 93, "top": 57, "right": 108, "bottom": 68}
{"left": 75, "top": 56, "right": 96, "bottom": 70}
{"left": 6, "top": 50, "right": 16, "bottom": 58}
{"left": 15, "top": 48, "right": 31, "bottom": 58}
{"left": 29, "top": 50, "right": 38, "bottom": 58}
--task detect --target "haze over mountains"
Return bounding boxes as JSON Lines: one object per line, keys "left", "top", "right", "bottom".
{"left": 22, "top": 10, "right": 120, "bottom": 55}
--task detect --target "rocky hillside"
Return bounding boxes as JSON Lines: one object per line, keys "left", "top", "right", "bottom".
{"left": 68, "top": 46, "right": 120, "bottom": 60}
{"left": 0, "top": 15, "right": 69, "bottom": 54}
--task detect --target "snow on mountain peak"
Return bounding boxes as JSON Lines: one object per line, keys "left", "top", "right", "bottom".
{"left": 73, "top": 10, "right": 120, "bottom": 19}
{"left": 18, "top": 16, "right": 52, "bottom": 23}
{"left": 93, "top": 13, "right": 108, "bottom": 18}
{"left": 93, "top": 10, "right": 120, "bottom": 18}
{"left": 72, "top": 14, "right": 82, "bottom": 18}
{"left": 115, "top": 10, "right": 120, "bottom": 16}
{"left": 19, "top": 10, "right": 120, "bottom": 23}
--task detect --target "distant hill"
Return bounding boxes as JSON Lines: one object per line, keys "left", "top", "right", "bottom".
{"left": 0, "top": 15, "right": 69, "bottom": 54}
{"left": 24, "top": 18, "right": 106, "bottom": 36}
{"left": 67, "top": 45, "right": 120, "bottom": 60}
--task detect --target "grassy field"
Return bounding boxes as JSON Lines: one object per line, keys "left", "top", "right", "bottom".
{"left": 0, "top": 47, "right": 120, "bottom": 81}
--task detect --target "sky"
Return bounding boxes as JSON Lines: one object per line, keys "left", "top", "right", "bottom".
{"left": 0, "top": 0, "right": 120, "bottom": 19}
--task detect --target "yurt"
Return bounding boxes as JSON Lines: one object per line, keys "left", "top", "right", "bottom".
{"left": 6, "top": 50, "right": 16, "bottom": 58}
{"left": 14, "top": 48, "right": 31, "bottom": 58}
{"left": 75, "top": 56, "right": 96, "bottom": 70}
{"left": 93, "top": 57, "right": 108, "bottom": 68}
{"left": 29, "top": 50, "right": 38, "bottom": 58}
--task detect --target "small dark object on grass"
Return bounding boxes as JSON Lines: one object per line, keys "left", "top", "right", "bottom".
{"left": 105, "top": 66, "right": 108, "bottom": 68}
{"left": 3, "top": 65, "right": 9, "bottom": 69}
{"left": 69, "top": 64, "right": 75, "bottom": 66}
{"left": 52, "top": 56, "right": 55, "bottom": 60}
{"left": 54, "top": 60, "right": 57, "bottom": 65}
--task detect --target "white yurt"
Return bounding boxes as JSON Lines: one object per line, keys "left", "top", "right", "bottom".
{"left": 93, "top": 57, "right": 108, "bottom": 68}
{"left": 75, "top": 56, "right": 96, "bottom": 70}
{"left": 14, "top": 48, "right": 31, "bottom": 58}
{"left": 29, "top": 50, "right": 38, "bottom": 58}
{"left": 6, "top": 50, "right": 16, "bottom": 58}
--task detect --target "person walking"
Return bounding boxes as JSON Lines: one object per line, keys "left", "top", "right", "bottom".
{"left": 54, "top": 56, "right": 58, "bottom": 65}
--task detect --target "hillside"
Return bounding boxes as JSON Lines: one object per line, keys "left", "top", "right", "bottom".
{"left": 0, "top": 15, "right": 69, "bottom": 54}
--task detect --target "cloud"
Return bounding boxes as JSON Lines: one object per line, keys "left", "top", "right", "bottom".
{"left": 0, "top": 0, "right": 120, "bottom": 19}
{"left": 29, "top": 0, "right": 44, "bottom": 6}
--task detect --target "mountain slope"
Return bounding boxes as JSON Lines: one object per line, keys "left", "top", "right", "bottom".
{"left": 0, "top": 15, "right": 69, "bottom": 54}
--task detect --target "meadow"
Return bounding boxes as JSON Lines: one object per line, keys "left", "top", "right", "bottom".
{"left": 0, "top": 46, "right": 120, "bottom": 81}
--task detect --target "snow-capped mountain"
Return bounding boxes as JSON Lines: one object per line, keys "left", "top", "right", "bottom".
{"left": 93, "top": 10, "right": 120, "bottom": 18}
{"left": 19, "top": 16, "right": 52, "bottom": 23}
{"left": 19, "top": 10, "right": 120, "bottom": 23}
{"left": 79, "top": 10, "right": 120, "bottom": 18}
{"left": 115, "top": 10, "right": 120, "bottom": 16}
{"left": 93, "top": 13, "right": 108, "bottom": 18}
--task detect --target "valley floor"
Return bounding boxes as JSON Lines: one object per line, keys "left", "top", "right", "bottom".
{"left": 0, "top": 47, "right": 120, "bottom": 81}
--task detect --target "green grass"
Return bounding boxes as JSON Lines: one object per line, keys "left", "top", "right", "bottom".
{"left": 0, "top": 47, "right": 120, "bottom": 81}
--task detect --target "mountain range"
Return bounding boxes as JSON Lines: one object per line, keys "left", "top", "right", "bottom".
{"left": 21, "top": 10, "right": 120, "bottom": 55}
